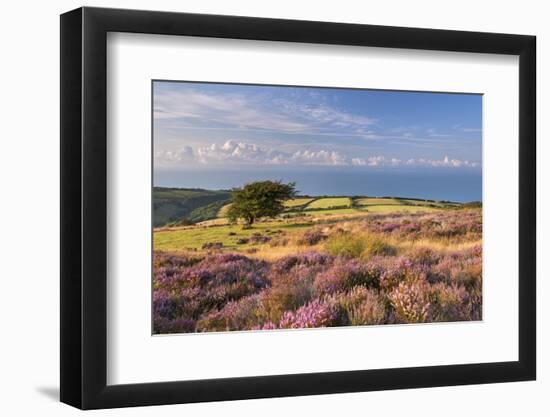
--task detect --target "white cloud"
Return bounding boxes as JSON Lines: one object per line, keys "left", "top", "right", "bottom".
{"left": 351, "top": 154, "right": 479, "bottom": 168}
{"left": 287, "top": 103, "right": 376, "bottom": 131}
{"left": 154, "top": 88, "right": 376, "bottom": 137}
{"left": 155, "top": 146, "right": 194, "bottom": 163}
{"left": 291, "top": 149, "right": 348, "bottom": 166}
{"left": 351, "top": 156, "right": 385, "bottom": 166}
{"left": 427, "top": 155, "right": 479, "bottom": 168}
{"left": 155, "top": 140, "right": 480, "bottom": 169}
{"left": 154, "top": 91, "right": 309, "bottom": 133}
{"left": 196, "top": 140, "right": 289, "bottom": 165}
{"left": 156, "top": 140, "right": 348, "bottom": 167}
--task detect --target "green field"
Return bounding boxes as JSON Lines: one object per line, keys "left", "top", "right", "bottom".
{"left": 306, "top": 197, "right": 351, "bottom": 209}
{"left": 154, "top": 221, "right": 312, "bottom": 251}
{"left": 283, "top": 198, "right": 315, "bottom": 208}
{"left": 301, "top": 208, "right": 360, "bottom": 216}
{"left": 360, "top": 205, "right": 441, "bottom": 213}
{"left": 398, "top": 198, "right": 461, "bottom": 208}
{"left": 355, "top": 197, "right": 401, "bottom": 206}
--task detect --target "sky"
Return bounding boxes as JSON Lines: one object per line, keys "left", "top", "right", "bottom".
{"left": 153, "top": 81, "right": 482, "bottom": 200}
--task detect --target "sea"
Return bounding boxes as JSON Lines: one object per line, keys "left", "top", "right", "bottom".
{"left": 154, "top": 167, "right": 482, "bottom": 203}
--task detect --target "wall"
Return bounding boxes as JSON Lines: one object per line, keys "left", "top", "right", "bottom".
{"left": 0, "top": 0, "right": 545, "bottom": 415}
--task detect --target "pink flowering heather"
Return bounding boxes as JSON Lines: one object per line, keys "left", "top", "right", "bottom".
{"left": 271, "top": 252, "right": 333, "bottom": 275}
{"left": 388, "top": 279, "right": 431, "bottom": 323}
{"left": 251, "top": 322, "right": 278, "bottom": 331}
{"left": 196, "top": 294, "right": 264, "bottom": 332}
{"left": 297, "top": 229, "right": 328, "bottom": 246}
{"left": 153, "top": 209, "right": 482, "bottom": 333}
{"left": 313, "top": 258, "right": 380, "bottom": 295}
{"left": 329, "top": 287, "right": 386, "bottom": 326}
{"left": 278, "top": 299, "right": 342, "bottom": 329}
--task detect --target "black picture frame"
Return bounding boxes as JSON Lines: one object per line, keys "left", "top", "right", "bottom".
{"left": 60, "top": 6, "right": 536, "bottom": 410}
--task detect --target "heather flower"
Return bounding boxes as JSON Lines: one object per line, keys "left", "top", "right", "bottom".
{"left": 430, "top": 283, "right": 472, "bottom": 322}
{"left": 278, "top": 298, "right": 342, "bottom": 329}
{"left": 153, "top": 316, "right": 196, "bottom": 334}
{"left": 152, "top": 209, "right": 482, "bottom": 333}
{"left": 297, "top": 229, "right": 327, "bottom": 246}
{"left": 388, "top": 279, "right": 431, "bottom": 323}
{"left": 196, "top": 294, "right": 264, "bottom": 332}
{"left": 271, "top": 252, "right": 333, "bottom": 274}
{"left": 251, "top": 322, "right": 278, "bottom": 330}
{"left": 261, "top": 272, "right": 314, "bottom": 323}
{"left": 407, "top": 247, "right": 440, "bottom": 266}
{"left": 330, "top": 287, "right": 385, "bottom": 326}
{"left": 313, "top": 258, "right": 380, "bottom": 295}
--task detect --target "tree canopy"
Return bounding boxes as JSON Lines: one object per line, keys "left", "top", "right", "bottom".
{"left": 227, "top": 180, "right": 296, "bottom": 226}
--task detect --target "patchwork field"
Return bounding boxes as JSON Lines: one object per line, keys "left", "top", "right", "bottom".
{"left": 153, "top": 189, "right": 481, "bottom": 334}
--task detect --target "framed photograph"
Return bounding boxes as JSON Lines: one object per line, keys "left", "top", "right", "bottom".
{"left": 60, "top": 6, "right": 536, "bottom": 409}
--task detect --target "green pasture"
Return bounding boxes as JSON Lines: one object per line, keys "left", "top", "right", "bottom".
{"left": 303, "top": 208, "right": 361, "bottom": 216}
{"left": 283, "top": 198, "right": 315, "bottom": 208}
{"left": 361, "top": 205, "right": 441, "bottom": 213}
{"left": 154, "top": 221, "right": 312, "bottom": 251}
{"left": 306, "top": 197, "right": 351, "bottom": 209}
{"left": 355, "top": 197, "right": 402, "bottom": 206}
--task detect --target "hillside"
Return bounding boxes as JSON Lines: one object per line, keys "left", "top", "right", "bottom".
{"left": 154, "top": 195, "right": 471, "bottom": 252}
{"left": 153, "top": 186, "right": 470, "bottom": 228}
{"left": 153, "top": 187, "right": 231, "bottom": 227}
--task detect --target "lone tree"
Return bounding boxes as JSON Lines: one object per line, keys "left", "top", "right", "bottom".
{"left": 227, "top": 180, "right": 296, "bottom": 226}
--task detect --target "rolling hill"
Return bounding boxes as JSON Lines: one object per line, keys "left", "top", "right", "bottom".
{"left": 153, "top": 187, "right": 231, "bottom": 227}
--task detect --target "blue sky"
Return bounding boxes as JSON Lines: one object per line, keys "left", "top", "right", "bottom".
{"left": 153, "top": 81, "right": 482, "bottom": 172}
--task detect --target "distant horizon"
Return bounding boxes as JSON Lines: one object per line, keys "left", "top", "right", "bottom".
{"left": 153, "top": 184, "right": 480, "bottom": 204}
{"left": 154, "top": 168, "right": 481, "bottom": 203}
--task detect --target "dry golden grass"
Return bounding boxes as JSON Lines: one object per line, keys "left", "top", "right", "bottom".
{"left": 243, "top": 216, "right": 481, "bottom": 261}
{"left": 217, "top": 203, "right": 232, "bottom": 218}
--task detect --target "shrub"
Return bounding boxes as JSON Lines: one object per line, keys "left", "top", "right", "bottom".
{"left": 252, "top": 321, "right": 278, "bottom": 330}
{"left": 370, "top": 256, "right": 415, "bottom": 290}
{"left": 388, "top": 279, "right": 431, "bottom": 323}
{"left": 333, "top": 287, "right": 385, "bottom": 326}
{"left": 324, "top": 233, "right": 395, "bottom": 259}
{"left": 196, "top": 294, "right": 263, "bottom": 332}
{"left": 453, "top": 262, "right": 482, "bottom": 289}
{"left": 271, "top": 252, "right": 333, "bottom": 275}
{"left": 202, "top": 242, "right": 223, "bottom": 250}
{"left": 430, "top": 283, "right": 471, "bottom": 322}
{"left": 297, "top": 229, "right": 327, "bottom": 246}
{"left": 153, "top": 316, "right": 196, "bottom": 334}
{"left": 324, "top": 234, "right": 367, "bottom": 258}
{"left": 313, "top": 259, "right": 380, "bottom": 295}
{"left": 261, "top": 274, "right": 314, "bottom": 323}
{"left": 250, "top": 233, "right": 272, "bottom": 244}
{"left": 407, "top": 247, "right": 440, "bottom": 266}
{"left": 278, "top": 298, "right": 344, "bottom": 329}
